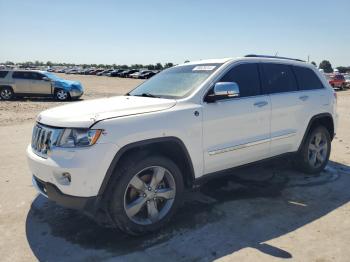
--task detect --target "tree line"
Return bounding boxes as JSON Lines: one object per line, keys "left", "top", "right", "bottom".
{"left": 311, "top": 60, "right": 349, "bottom": 74}
{"left": 2, "top": 59, "right": 349, "bottom": 73}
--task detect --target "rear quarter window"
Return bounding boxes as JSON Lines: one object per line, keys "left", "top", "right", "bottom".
{"left": 293, "top": 66, "right": 324, "bottom": 90}
{"left": 0, "top": 71, "right": 9, "bottom": 78}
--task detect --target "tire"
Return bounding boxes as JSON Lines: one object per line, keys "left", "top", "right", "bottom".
{"left": 296, "top": 126, "right": 331, "bottom": 174}
{"left": 0, "top": 86, "right": 14, "bottom": 100}
{"left": 54, "top": 89, "right": 70, "bottom": 101}
{"left": 108, "top": 153, "right": 184, "bottom": 235}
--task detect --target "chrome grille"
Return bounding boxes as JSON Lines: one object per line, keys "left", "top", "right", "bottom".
{"left": 31, "top": 124, "right": 62, "bottom": 158}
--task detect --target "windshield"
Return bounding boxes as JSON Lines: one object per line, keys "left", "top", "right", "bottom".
{"left": 43, "top": 72, "right": 61, "bottom": 81}
{"left": 129, "top": 63, "right": 222, "bottom": 98}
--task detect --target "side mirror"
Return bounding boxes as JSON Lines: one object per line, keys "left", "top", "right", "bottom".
{"left": 206, "top": 82, "right": 240, "bottom": 102}
{"left": 42, "top": 77, "right": 50, "bottom": 81}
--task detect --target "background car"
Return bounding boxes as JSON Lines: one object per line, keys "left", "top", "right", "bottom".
{"left": 119, "top": 69, "right": 139, "bottom": 78}
{"left": 328, "top": 74, "right": 346, "bottom": 90}
{"left": 344, "top": 75, "right": 350, "bottom": 88}
{"left": 97, "top": 69, "right": 114, "bottom": 76}
{"left": 107, "top": 69, "right": 124, "bottom": 77}
{"left": 139, "top": 70, "right": 157, "bottom": 79}
{"left": 89, "top": 69, "right": 104, "bottom": 75}
{"left": 0, "top": 70, "right": 83, "bottom": 101}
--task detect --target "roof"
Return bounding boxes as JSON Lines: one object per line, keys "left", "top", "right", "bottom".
{"left": 178, "top": 55, "right": 307, "bottom": 67}
{"left": 178, "top": 58, "right": 233, "bottom": 66}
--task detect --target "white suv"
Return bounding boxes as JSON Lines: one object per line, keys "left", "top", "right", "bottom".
{"left": 27, "top": 55, "right": 337, "bottom": 235}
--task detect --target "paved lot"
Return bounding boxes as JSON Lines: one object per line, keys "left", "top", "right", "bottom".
{"left": 1, "top": 75, "right": 350, "bottom": 261}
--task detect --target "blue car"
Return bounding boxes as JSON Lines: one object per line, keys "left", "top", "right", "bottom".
{"left": 0, "top": 70, "right": 84, "bottom": 101}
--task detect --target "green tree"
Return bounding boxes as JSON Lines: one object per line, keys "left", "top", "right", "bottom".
{"left": 146, "top": 64, "right": 155, "bottom": 70}
{"left": 184, "top": 60, "right": 190, "bottom": 63}
{"left": 319, "top": 60, "right": 333, "bottom": 73}
{"left": 155, "top": 63, "right": 163, "bottom": 70}
{"left": 164, "top": 62, "right": 174, "bottom": 68}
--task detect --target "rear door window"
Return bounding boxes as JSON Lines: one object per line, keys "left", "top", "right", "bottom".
{"left": 292, "top": 66, "right": 324, "bottom": 90}
{"left": 261, "top": 63, "right": 298, "bottom": 94}
{"left": 0, "top": 71, "right": 9, "bottom": 78}
{"left": 219, "top": 63, "right": 261, "bottom": 97}
{"left": 12, "top": 71, "right": 32, "bottom": 79}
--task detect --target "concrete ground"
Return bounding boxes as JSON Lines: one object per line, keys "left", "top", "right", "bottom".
{"left": 0, "top": 75, "right": 350, "bottom": 262}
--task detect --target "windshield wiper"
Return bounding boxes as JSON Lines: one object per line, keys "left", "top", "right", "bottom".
{"left": 135, "top": 93, "right": 159, "bottom": 98}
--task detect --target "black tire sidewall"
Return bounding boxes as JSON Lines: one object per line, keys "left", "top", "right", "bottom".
{"left": 299, "top": 126, "right": 331, "bottom": 174}
{"left": 109, "top": 154, "right": 184, "bottom": 235}
{"left": 0, "top": 87, "right": 13, "bottom": 100}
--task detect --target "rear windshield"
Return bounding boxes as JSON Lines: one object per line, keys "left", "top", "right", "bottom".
{"left": 0, "top": 71, "right": 9, "bottom": 78}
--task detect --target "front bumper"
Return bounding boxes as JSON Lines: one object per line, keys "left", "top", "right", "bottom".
{"left": 26, "top": 142, "right": 117, "bottom": 197}
{"left": 69, "top": 88, "right": 84, "bottom": 98}
{"left": 32, "top": 175, "right": 95, "bottom": 210}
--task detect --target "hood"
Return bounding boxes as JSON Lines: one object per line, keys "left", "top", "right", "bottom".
{"left": 54, "top": 79, "right": 81, "bottom": 89}
{"left": 37, "top": 96, "right": 177, "bottom": 128}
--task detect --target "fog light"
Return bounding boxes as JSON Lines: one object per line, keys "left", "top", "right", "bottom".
{"left": 60, "top": 172, "right": 71, "bottom": 185}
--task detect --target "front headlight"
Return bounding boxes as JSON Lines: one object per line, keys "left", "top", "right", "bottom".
{"left": 57, "top": 128, "right": 102, "bottom": 148}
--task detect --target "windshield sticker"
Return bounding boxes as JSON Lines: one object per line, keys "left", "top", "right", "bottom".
{"left": 192, "top": 66, "right": 216, "bottom": 71}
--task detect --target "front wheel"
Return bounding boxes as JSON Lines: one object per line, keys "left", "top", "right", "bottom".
{"left": 296, "top": 126, "right": 331, "bottom": 174}
{"left": 109, "top": 154, "right": 184, "bottom": 235}
{"left": 54, "top": 89, "right": 70, "bottom": 101}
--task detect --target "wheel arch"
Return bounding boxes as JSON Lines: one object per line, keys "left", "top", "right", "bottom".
{"left": 0, "top": 85, "right": 14, "bottom": 92}
{"left": 298, "top": 113, "right": 335, "bottom": 152}
{"left": 98, "top": 137, "right": 196, "bottom": 197}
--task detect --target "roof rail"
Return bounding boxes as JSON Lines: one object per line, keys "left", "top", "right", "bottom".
{"left": 245, "top": 54, "right": 305, "bottom": 62}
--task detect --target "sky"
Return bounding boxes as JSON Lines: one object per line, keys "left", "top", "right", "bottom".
{"left": 0, "top": 0, "right": 349, "bottom": 67}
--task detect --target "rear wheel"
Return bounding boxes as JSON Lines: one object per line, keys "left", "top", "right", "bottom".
{"left": 0, "top": 87, "right": 14, "bottom": 100}
{"left": 109, "top": 154, "right": 184, "bottom": 235}
{"left": 296, "top": 126, "right": 331, "bottom": 174}
{"left": 54, "top": 89, "right": 70, "bottom": 101}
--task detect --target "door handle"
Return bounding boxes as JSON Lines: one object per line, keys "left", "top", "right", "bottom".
{"left": 299, "top": 95, "right": 309, "bottom": 101}
{"left": 254, "top": 101, "right": 268, "bottom": 107}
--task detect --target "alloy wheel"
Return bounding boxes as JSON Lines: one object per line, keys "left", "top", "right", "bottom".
{"left": 123, "top": 166, "right": 176, "bottom": 225}
{"left": 308, "top": 131, "right": 328, "bottom": 168}
{"left": 56, "top": 90, "right": 68, "bottom": 100}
